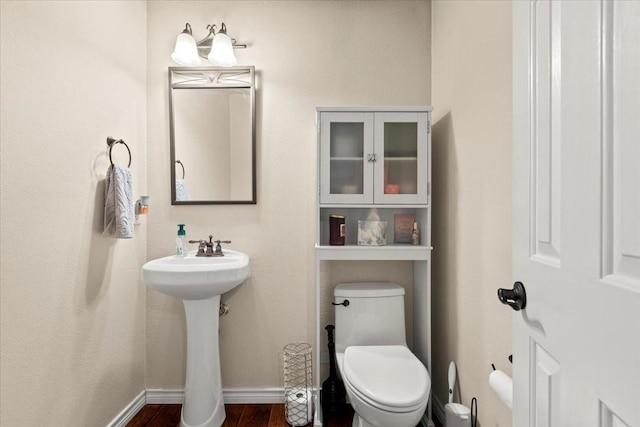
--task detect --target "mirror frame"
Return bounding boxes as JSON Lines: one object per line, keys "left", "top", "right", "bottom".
{"left": 169, "top": 66, "right": 256, "bottom": 205}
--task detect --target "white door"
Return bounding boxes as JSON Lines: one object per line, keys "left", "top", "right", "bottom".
{"left": 511, "top": 1, "right": 640, "bottom": 426}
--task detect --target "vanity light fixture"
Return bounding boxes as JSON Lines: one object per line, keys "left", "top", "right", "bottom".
{"left": 171, "top": 22, "right": 247, "bottom": 67}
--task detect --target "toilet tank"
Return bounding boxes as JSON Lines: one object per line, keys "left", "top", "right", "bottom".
{"left": 334, "top": 282, "right": 407, "bottom": 354}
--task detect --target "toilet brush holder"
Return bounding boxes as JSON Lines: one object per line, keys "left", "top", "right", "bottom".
{"left": 445, "top": 403, "right": 471, "bottom": 427}
{"left": 322, "top": 325, "right": 347, "bottom": 424}
{"left": 283, "top": 342, "right": 313, "bottom": 426}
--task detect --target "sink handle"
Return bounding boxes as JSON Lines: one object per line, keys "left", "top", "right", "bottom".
{"left": 188, "top": 239, "right": 208, "bottom": 256}
{"left": 211, "top": 239, "right": 231, "bottom": 255}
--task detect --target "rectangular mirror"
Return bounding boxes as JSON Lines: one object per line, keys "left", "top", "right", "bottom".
{"left": 169, "top": 66, "right": 256, "bottom": 204}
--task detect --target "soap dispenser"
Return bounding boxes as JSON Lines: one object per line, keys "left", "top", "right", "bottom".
{"left": 176, "top": 224, "right": 187, "bottom": 257}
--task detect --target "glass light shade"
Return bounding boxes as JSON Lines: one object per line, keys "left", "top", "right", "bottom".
{"left": 171, "top": 32, "right": 202, "bottom": 66}
{"left": 208, "top": 32, "right": 237, "bottom": 67}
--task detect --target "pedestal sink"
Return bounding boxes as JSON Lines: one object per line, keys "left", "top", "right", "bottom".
{"left": 142, "top": 250, "right": 250, "bottom": 427}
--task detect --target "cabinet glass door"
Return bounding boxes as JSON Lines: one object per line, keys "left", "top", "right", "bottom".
{"left": 320, "top": 112, "right": 373, "bottom": 203}
{"left": 374, "top": 112, "right": 428, "bottom": 204}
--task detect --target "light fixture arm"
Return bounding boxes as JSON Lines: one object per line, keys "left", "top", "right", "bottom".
{"left": 204, "top": 24, "right": 217, "bottom": 39}
{"left": 215, "top": 22, "right": 246, "bottom": 48}
{"left": 180, "top": 23, "right": 194, "bottom": 36}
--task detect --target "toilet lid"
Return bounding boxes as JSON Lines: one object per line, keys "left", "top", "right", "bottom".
{"left": 342, "top": 345, "right": 430, "bottom": 409}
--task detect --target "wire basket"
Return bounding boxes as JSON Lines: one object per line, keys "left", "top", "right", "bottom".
{"left": 283, "top": 342, "right": 313, "bottom": 426}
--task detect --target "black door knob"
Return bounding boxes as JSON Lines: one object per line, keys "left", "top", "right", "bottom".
{"left": 498, "top": 281, "right": 527, "bottom": 311}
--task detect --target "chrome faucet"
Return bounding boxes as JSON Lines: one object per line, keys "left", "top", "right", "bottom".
{"left": 188, "top": 235, "right": 231, "bottom": 257}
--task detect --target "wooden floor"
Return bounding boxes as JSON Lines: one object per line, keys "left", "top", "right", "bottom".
{"left": 126, "top": 404, "right": 352, "bottom": 427}
{"left": 126, "top": 404, "right": 442, "bottom": 427}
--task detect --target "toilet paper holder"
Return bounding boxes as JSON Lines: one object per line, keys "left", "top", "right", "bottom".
{"left": 491, "top": 354, "right": 512, "bottom": 371}
{"left": 490, "top": 357, "right": 514, "bottom": 410}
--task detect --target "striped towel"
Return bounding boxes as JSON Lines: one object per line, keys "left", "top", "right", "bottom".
{"left": 176, "top": 178, "right": 189, "bottom": 201}
{"left": 104, "top": 164, "right": 134, "bottom": 238}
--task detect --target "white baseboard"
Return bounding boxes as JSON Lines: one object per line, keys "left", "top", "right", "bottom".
{"left": 432, "top": 393, "right": 446, "bottom": 426}
{"left": 109, "top": 387, "right": 287, "bottom": 425}
{"left": 223, "top": 388, "right": 285, "bottom": 404}
{"left": 106, "top": 390, "right": 146, "bottom": 427}
{"left": 145, "top": 387, "right": 287, "bottom": 404}
{"left": 145, "top": 388, "right": 184, "bottom": 404}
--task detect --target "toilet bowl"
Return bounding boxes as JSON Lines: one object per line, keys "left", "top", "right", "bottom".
{"left": 337, "top": 346, "right": 430, "bottom": 427}
{"left": 333, "top": 282, "right": 431, "bottom": 427}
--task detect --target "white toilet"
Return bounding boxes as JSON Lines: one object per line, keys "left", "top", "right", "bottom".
{"left": 333, "top": 282, "right": 430, "bottom": 427}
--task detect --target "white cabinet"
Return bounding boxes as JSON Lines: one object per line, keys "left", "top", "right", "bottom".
{"left": 316, "top": 107, "right": 432, "bottom": 252}
{"left": 314, "top": 107, "right": 434, "bottom": 426}
{"left": 319, "top": 110, "right": 430, "bottom": 205}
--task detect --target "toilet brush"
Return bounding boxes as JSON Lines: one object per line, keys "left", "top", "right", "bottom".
{"left": 445, "top": 361, "right": 472, "bottom": 427}
{"left": 321, "top": 325, "right": 347, "bottom": 424}
{"left": 449, "top": 360, "right": 456, "bottom": 404}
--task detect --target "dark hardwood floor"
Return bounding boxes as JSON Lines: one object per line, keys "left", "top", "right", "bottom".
{"left": 126, "top": 404, "right": 442, "bottom": 427}
{"left": 126, "top": 404, "right": 349, "bottom": 427}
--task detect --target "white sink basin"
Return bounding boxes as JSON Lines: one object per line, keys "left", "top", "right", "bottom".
{"left": 142, "top": 249, "right": 250, "bottom": 300}
{"left": 141, "top": 249, "right": 250, "bottom": 427}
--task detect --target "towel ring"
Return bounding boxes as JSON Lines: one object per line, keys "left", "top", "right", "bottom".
{"left": 106, "top": 136, "right": 132, "bottom": 167}
{"left": 176, "top": 160, "right": 185, "bottom": 179}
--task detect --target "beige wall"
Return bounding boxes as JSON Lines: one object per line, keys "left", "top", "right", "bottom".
{"left": 146, "top": 1, "right": 431, "bottom": 390}
{"left": 431, "top": 1, "right": 512, "bottom": 425}
{"left": 0, "top": 1, "right": 147, "bottom": 427}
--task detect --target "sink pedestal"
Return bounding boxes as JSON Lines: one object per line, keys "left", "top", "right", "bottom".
{"left": 141, "top": 249, "right": 251, "bottom": 427}
{"left": 181, "top": 295, "right": 225, "bottom": 427}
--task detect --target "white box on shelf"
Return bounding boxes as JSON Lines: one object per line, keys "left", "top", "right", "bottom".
{"left": 357, "top": 220, "right": 387, "bottom": 246}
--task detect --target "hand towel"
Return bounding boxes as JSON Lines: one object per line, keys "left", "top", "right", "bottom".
{"left": 104, "top": 164, "right": 134, "bottom": 238}
{"left": 176, "top": 178, "right": 189, "bottom": 201}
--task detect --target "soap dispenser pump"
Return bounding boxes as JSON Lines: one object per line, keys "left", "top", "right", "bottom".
{"left": 176, "top": 224, "right": 187, "bottom": 257}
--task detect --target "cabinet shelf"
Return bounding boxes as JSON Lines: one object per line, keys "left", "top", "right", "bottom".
{"left": 319, "top": 203, "right": 429, "bottom": 209}
{"left": 315, "top": 243, "right": 432, "bottom": 261}
{"left": 329, "top": 156, "right": 418, "bottom": 161}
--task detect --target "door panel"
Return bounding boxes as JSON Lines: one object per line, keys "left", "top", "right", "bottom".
{"left": 532, "top": 341, "right": 560, "bottom": 427}
{"left": 603, "top": 0, "right": 640, "bottom": 284}
{"left": 531, "top": 0, "right": 562, "bottom": 265}
{"left": 601, "top": 403, "right": 631, "bottom": 427}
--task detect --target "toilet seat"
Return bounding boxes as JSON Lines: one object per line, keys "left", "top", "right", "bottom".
{"left": 341, "top": 345, "right": 430, "bottom": 412}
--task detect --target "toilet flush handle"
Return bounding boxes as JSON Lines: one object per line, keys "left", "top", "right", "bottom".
{"left": 332, "top": 299, "right": 350, "bottom": 307}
